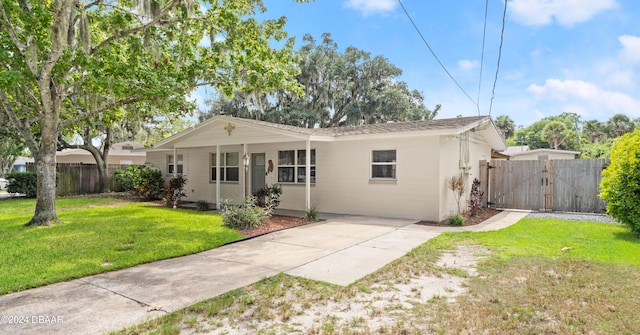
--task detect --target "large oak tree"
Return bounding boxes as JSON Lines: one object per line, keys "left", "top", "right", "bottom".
{"left": 0, "top": 0, "right": 304, "bottom": 226}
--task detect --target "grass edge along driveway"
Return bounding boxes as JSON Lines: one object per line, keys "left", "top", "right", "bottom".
{"left": 0, "top": 197, "right": 242, "bottom": 295}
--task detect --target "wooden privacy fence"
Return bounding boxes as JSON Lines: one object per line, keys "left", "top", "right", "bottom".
{"left": 479, "top": 159, "right": 609, "bottom": 213}
{"left": 27, "top": 163, "right": 131, "bottom": 196}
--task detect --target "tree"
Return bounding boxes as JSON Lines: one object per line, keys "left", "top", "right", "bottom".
{"left": 582, "top": 120, "right": 607, "bottom": 143}
{"left": 0, "top": 0, "right": 304, "bottom": 226}
{"left": 606, "top": 113, "right": 635, "bottom": 138}
{"left": 600, "top": 129, "right": 640, "bottom": 235}
{"left": 494, "top": 115, "right": 515, "bottom": 139}
{"left": 541, "top": 120, "right": 570, "bottom": 149}
{"left": 200, "top": 33, "right": 440, "bottom": 127}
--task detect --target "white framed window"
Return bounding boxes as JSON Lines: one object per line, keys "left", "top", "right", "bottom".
{"left": 278, "top": 149, "right": 315, "bottom": 183}
{"left": 168, "top": 154, "right": 183, "bottom": 175}
{"left": 211, "top": 152, "right": 239, "bottom": 182}
{"left": 371, "top": 149, "right": 396, "bottom": 179}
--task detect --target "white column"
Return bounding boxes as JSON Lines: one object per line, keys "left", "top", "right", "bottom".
{"left": 305, "top": 139, "right": 311, "bottom": 211}
{"left": 243, "top": 143, "right": 248, "bottom": 199}
{"left": 215, "top": 145, "right": 221, "bottom": 210}
{"left": 173, "top": 147, "right": 177, "bottom": 177}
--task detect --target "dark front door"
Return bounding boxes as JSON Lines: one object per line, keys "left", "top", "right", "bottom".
{"left": 251, "top": 153, "right": 266, "bottom": 194}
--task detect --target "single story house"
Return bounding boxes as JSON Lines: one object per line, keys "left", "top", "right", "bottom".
{"left": 500, "top": 146, "right": 580, "bottom": 160}
{"left": 144, "top": 115, "right": 506, "bottom": 222}
{"left": 12, "top": 156, "right": 35, "bottom": 172}
{"left": 56, "top": 141, "right": 146, "bottom": 165}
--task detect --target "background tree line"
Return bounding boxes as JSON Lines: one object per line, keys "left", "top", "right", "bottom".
{"left": 198, "top": 33, "right": 440, "bottom": 127}
{"left": 493, "top": 113, "right": 639, "bottom": 159}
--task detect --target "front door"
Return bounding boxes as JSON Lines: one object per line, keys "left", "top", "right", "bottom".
{"left": 251, "top": 153, "right": 266, "bottom": 194}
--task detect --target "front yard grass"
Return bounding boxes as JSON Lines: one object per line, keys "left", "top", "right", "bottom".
{"left": 0, "top": 197, "right": 242, "bottom": 295}
{"left": 114, "top": 217, "right": 640, "bottom": 335}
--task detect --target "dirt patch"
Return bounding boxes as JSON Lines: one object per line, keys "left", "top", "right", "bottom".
{"left": 417, "top": 207, "right": 502, "bottom": 227}
{"left": 189, "top": 244, "right": 490, "bottom": 334}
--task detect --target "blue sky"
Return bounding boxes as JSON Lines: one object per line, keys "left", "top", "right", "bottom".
{"left": 196, "top": 0, "right": 640, "bottom": 128}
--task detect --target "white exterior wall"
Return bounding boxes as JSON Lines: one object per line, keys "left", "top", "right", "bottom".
{"left": 311, "top": 136, "right": 441, "bottom": 221}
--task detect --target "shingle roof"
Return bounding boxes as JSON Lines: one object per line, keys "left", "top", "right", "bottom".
{"left": 235, "top": 115, "right": 490, "bottom": 137}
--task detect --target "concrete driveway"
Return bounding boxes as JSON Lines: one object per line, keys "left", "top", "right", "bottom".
{"left": 0, "top": 211, "right": 527, "bottom": 335}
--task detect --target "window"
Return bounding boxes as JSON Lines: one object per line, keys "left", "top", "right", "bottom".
{"left": 168, "top": 154, "right": 183, "bottom": 174}
{"left": 278, "top": 149, "right": 315, "bottom": 183}
{"left": 211, "top": 152, "right": 239, "bottom": 182}
{"left": 371, "top": 150, "right": 396, "bottom": 179}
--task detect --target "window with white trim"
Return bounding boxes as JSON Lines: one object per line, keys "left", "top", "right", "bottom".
{"left": 168, "top": 154, "right": 183, "bottom": 175}
{"left": 371, "top": 150, "right": 396, "bottom": 179}
{"left": 211, "top": 152, "right": 239, "bottom": 182}
{"left": 278, "top": 149, "right": 315, "bottom": 183}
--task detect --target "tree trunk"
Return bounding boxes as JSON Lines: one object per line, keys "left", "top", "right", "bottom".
{"left": 26, "top": 139, "right": 61, "bottom": 227}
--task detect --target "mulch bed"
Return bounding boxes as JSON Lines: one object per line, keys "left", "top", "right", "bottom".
{"left": 416, "top": 207, "right": 502, "bottom": 227}
{"left": 238, "top": 215, "right": 311, "bottom": 237}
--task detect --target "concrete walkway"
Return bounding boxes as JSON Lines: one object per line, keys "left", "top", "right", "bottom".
{"left": 0, "top": 210, "right": 528, "bottom": 335}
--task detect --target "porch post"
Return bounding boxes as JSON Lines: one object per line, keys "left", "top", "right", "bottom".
{"left": 243, "top": 143, "right": 248, "bottom": 199}
{"left": 305, "top": 139, "right": 311, "bottom": 212}
{"left": 215, "top": 145, "right": 221, "bottom": 211}
{"left": 173, "top": 147, "right": 177, "bottom": 177}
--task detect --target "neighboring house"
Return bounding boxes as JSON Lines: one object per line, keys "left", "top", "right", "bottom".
{"left": 56, "top": 141, "right": 146, "bottom": 165}
{"left": 500, "top": 146, "right": 580, "bottom": 160}
{"left": 144, "top": 115, "right": 506, "bottom": 222}
{"left": 12, "top": 156, "right": 34, "bottom": 172}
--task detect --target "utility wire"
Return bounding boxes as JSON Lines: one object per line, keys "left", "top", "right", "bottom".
{"left": 489, "top": 0, "right": 508, "bottom": 116}
{"left": 397, "top": 0, "right": 478, "bottom": 109}
{"left": 477, "top": 0, "right": 489, "bottom": 116}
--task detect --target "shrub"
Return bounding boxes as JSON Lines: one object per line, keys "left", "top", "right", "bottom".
{"left": 468, "top": 178, "right": 485, "bottom": 215}
{"left": 196, "top": 200, "right": 210, "bottom": 211}
{"left": 165, "top": 175, "right": 188, "bottom": 208}
{"left": 112, "top": 166, "right": 138, "bottom": 192}
{"left": 446, "top": 173, "right": 467, "bottom": 214}
{"left": 600, "top": 129, "right": 640, "bottom": 234}
{"left": 304, "top": 206, "right": 321, "bottom": 222}
{"left": 5, "top": 171, "right": 37, "bottom": 197}
{"left": 122, "top": 165, "right": 165, "bottom": 200}
{"left": 221, "top": 196, "right": 272, "bottom": 230}
{"left": 448, "top": 214, "right": 465, "bottom": 226}
{"left": 253, "top": 184, "right": 282, "bottom": 209}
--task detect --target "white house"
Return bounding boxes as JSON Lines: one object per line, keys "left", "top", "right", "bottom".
{"left": 56, "top": 141, "right": 146, "bottom": 165}
{"left": 144, "top": 115, "right": 506, "bottom": 222}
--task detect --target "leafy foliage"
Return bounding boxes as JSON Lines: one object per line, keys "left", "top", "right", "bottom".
{"left": 200, "top": 33, "right": 439, "bottom": 127}
{"left": 196, "top": 200, "right": 210, "bottom": 211}
{"left": 446, "top": 173, "right": 467, "bottom": 214}
{"left": 112, "top": 166, "right": 138, "bottom": 192}
{"left": 253, "top": 184, "right": 282, "bottom": 209}
{"left": 600, "top": 130, "right": 640, "bottom": 234}
{"left": 165, "top": 175, "right": 188, "bottom": 208}
{"left": 221, "top": 196, "right": 272, "bottom": 230}
{"left": 304, "top": 206, "right": 321, "bottom": 222}
{"left": 468, "top": 178, "right": 485, "bottom": 215}
{"left": 448, "top": 214, "right": 465, "bottom": 226}
{"left": 5, "top": 172, "right": 37, "bottom": 197}
{"left": 0, "top": 0, "right": 304, "bottom": 225}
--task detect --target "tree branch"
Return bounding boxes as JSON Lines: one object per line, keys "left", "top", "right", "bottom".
{"left": 59, "top": 95, "right": 142, "bottom": 128}
{"left": 0, "top": 1, "right": 38, "bottom": 79}
{"left": 90, "top": 0, "right": 182, "bottom": 56}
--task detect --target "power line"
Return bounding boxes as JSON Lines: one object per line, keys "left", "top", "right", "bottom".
{"left": 396, "top": 0, "right": 478, "bottom": 109}
{"left": 477, "top": 0, "right": 489, "bottom": 116}
{"left": 489, "top": 0, "right": 508, "bottom": 116}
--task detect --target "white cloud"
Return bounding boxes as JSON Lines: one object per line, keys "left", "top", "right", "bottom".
{"left": 510, "top": 0, "right": 618, "bottom": 27}
{"left": 458, "top": 59, "right": 480, "bottom": 71}
{"left": 619, "top": 35, "right": 640, "bottom": 65}
{"left": 527, "top": 79, "right": 640, "bottom": 118}
{"left": 344, "top": 0, "right": 397, "bottom": 16}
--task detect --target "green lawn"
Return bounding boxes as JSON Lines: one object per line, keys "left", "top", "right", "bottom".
{"left": 0, "top": 197, "right": 242, "bottom": 295}
{"left": 113, "top": 217, "right": 640, "bottom": 335}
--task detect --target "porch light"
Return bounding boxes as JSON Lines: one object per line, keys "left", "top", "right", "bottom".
{"left": 243, "top": 153, "right": 250, "bottom": 170}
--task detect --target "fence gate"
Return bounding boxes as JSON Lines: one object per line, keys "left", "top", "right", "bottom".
{"left": 480, "top": 159, "right": 608, "bottom": 213}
